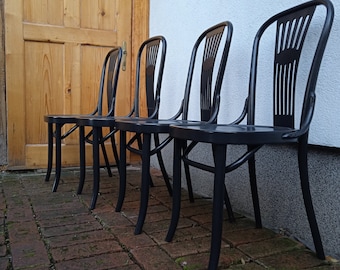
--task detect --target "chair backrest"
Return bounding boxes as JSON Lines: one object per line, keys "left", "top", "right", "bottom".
{"left": 131, "top": 36, "right": 167, "bottom": 118}
{"left": 96, "top": 47, "right": 123, "bottom": 116}
{"left": 247, "top": 0, "right": 334, "bottom": 133}
{"left": 180, "top": 21, "right": 233, "bottom": 122}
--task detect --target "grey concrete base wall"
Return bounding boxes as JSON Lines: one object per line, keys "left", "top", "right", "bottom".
{"left": 151, "top": 136, "right": 340, "bottom": 259}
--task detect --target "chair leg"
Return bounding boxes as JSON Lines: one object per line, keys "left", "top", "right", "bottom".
{"left": 181, "top": 141, "right": 196, "bottom": 202}
{"left": 209, "top": 144, "right": 227, "bottom": 270}
{"left": 212, "top": 144, "right": 234, "bottom": 220}
{"left": 110, "top": 129, "right": 120, "bottom": 172}
{"left": 298, "top": 136, "right": 325, "bottom": 260}
{"left": 90, "top": 126, "right": 100, "bottom": 210}
{"left": 224, "top": 185, "right": 235, "bottom": 222}
{"left": 154, "top": 134, "right": 172, "bottom": 196}
{"left": 248, "top": 146, "right": 262, "bottom": 228}
{"left": 52, "top": 123, "right": 62, "bottom": 192}
{"left": 116, "top": 130, "right": 127, "bottom": 212}
{"left": 183, "top": 163, "right": 195, "bottom": 202}
{"left": 45, "top": 123, "right": 53, "bottom": 182}
{"left": 135, "top": 133, "right": 151, "bottom": 235}
{"left": 166, "top": 137, "right": 184, "bottom": 242}
{"left": 99, "top": 129, "right": 113, "bottom": 177}
{"left": 137, "top": 134, "right": 154, "bottom": 187}
{"left": 183, "top": 141, "right": 194, "bottom": 202}
{"left": 78, "top": 126, "right": 86, "bottom": 194}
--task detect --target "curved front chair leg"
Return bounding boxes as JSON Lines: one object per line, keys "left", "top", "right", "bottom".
{"left": 116, "top": 130, "right": 127, "bottom": 212}
{"left": 90, "top": 126, "right": 100, "bottom": 210}
{"left": 110, "top": 129, "right": 120, "bottom": 172}
{"left": 224, "top": 185, "right": 235, "bottom": 222}
{"left": 52, "top": 123, "right": 62, "bottom": 192}
{"left": 184, "top": 162, "right": 194, "bottom": 202}
{"left": 183, "top": 140, "right": 195, "bottom": 202}
{"left": 208, "top": 144, "right": 227, "bottom": 270}
{"left": 45, "top": 122, "right": 53, "bottom": 182}
{"left": 135, "top": 133, "right": 151, "bottom": 235}
{"left": 248, "top": 145, "right": 262, "bottom": 228}
{"left": 166, "top": 137, "right": 184, "bottom": 242}
{"left": 298, "top": 136, "right": 325, "bottom": 259}
{"left": 137, "top": 134, "right": 154, "bottom": 187}
{"left": 99, "top": 128, "right": 112, "bottom": 177}
{"left": 212, "top": 144, "right": 233, "bottom": 218}
{"left": 154, "top": 134, "right": 172, "bottom": 196}
{"left": 78, "top": 126, "right": 86, "bottom": 194}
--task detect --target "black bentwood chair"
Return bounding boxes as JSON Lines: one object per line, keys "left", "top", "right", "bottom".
{"left": 115, "top": 21, "right": 233, "bottom": 234}
{"left": 166, "top": 1, "right": 334, "bottom": 268}
{"left": 77, "top": 36, "right": 167, "bottom": 209}
{"left": 44, "top": 47, "right": 122, "bottom": 192}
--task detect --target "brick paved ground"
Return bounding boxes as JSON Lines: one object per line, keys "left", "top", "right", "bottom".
{"left": 0, "top": 166, "right": 339, "bottom": 269}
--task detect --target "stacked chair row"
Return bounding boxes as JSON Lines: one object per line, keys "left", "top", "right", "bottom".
{"left": 44, "top": 36, "right": 169, "bottom": 210}
{"left": 44, "top": 47, "right": 123, "bottom": 193}
{"left": 44, "top": 0, "right": 334, "bottom": 269}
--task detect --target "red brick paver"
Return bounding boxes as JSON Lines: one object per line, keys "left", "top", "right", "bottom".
{"left": 0, "top": 167, "right": 338, "bottom": 270}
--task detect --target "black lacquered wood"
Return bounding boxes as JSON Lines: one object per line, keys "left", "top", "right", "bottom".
{"left": 115, "top": 21, "right": 234, "bottom": 235}
{"left": 167, "top": 1, "right": 334, "bottom": 269}
{"left": 77, "top": 36, "right": 167, "bottom": 209}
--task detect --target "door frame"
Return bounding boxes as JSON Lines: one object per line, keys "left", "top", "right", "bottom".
{"left": 0, "top": 0, "right": 6, "bottom": 168}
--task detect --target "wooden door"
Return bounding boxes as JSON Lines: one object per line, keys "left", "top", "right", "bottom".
{"left": 5, "top": 0, "right": 148, "bottom": 169}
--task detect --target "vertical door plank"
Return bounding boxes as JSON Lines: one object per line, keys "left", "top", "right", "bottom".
{"left": 0, "top": 0, "right": 6, "bottom": 165}
{"left": 80, "top": 0, "right": 99, "bottom": 29}
{"left": 98, "top": 0, "right": 116, "bottom": 30}
{"left": 64, "top": 43, "right": 81, "bottom": 114}
{"left": 47, "top": 0, "right": 64, "bottom": 25}
{"left": 80, "top": 0, "right": 116, "bottom": 30}
{"left": 115, "top": 0, "right": 133, "bottom": 116}
{"left": 24, "top": 0, "right": 63, "bottom": 26}
{"left": 133, "top": 0, "right": 149, "bottom": 116}
{"left": 23, "top": 0, "right": 48, "bottom": 24}
{"left": 5, "top": 0, "right": 26, "bottom": 166}
{"left": 64, "top": 0, "right": 80, "bottom": 28}
{"left": 25, "top": 42, "right": 64, "bottom": 144}
{"left": 63, "top": 43, "right": 81, "bottom": 144}
{"left": 81, "top": 46, "right": 105, "bottom": 114}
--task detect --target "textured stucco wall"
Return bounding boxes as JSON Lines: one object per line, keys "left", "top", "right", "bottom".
{"left": 150, "top": 0, "right": 340, "bottom": 259}
{"left": 150, "top": 0, "right": 340, "bottom": 147}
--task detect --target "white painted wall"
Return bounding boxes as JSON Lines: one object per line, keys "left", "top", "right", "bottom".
{"left": 150, "top": 0, "right": 340, "bottom": 148}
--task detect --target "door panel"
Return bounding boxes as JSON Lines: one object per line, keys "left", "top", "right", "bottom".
{"left": 25, "top": 41, "right": 64, "bottom": 144}
{"left": 5, "top": 0, "right": 142, "bottom": 169}
{"left": 23, "top": 0, "right": 64, "bottom": 25}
